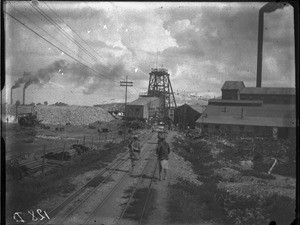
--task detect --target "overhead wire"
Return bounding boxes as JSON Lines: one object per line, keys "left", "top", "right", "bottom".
{"left": 4, "top": 10, "right": 119, "bottom": 85}
{"left": 42, "top": 1, "right": 111, "bottom": 68}
{"left": 26, "top": 1, "right": 105, "bottom": 67}
{"left": 10, "top": 2, "right": 95, "bottom": 68}
{"left": 7, "top": 2, "right": 141, "bottom": 99}
{"left": 36, "top": 2, "right": 140, "bottom": 97}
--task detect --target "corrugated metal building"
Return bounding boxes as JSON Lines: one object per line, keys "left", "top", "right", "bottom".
{"left": 197, "top": 81, "right": 296, "bottom": 139}
{"left": 126, "top": 97, "right": 160, "bottom": 120}
{"left": 240, "top": 87, "right": 296, "bottom": 105}
{"left": 174, "top": 104, "right": 206, "bottom": 129}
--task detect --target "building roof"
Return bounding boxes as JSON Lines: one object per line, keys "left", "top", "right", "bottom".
{"left": 196, "top": 104, "right": 296, "bottom": 128}
{"left": 176, "top": 104, "right": 206, "bottom": 114}
{"left": 240, "top": 87, "right": 296, "bottom": 95}
{"left": 127, "top": 97, "right": 159, "bottom": 106}
{"left": 208, "top": 99, "right": 263, "bottom": 107}
{"left": 221, "top": 81, "right": 245, "bottom": 90}
{"left": 190, "top": 105, "right": 206, "bottom": 114}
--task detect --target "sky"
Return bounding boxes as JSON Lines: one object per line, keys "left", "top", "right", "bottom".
{"left": 3, "top": 2, "right": 295, "bottom": 106}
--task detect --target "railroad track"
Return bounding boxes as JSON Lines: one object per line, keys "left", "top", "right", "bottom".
{"left": 34, "top": 130, "right": 153, "bottom": 225}
{"left": 115, "top": 155, "right": 158, "bottom": 225}
{"left": 82, "top": 137, "right": 157, "bottom": 225}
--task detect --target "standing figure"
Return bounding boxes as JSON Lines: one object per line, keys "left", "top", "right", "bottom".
{"left": 128, "top": 135, "right": 141, "bottom": 172}
{"left": 156, "top": 136, "right": 170, "bottom": 180}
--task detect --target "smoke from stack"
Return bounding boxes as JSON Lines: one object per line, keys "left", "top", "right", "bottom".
{"left": 256, "top": 2, "right": 288, "bottom": 87}
{"left": 11, "top": 59, "right": 128, "bottom": 97}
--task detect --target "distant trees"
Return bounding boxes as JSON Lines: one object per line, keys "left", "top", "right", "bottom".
{"left": 29, "top": 103, "right": 35, "bottom": 106}
{"left": 52, "top": 102, "right": 68, "bottom": 106}
{"left": 44, "top": 101, "right": 48, "bottom": 106}
{"left": 36, "top": 103, "right": 42, "bottom": 105}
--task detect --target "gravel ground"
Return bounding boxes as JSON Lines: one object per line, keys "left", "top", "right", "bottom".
{"left": 147, "top": 131, "right": 204, "bottom": 225}
{"left": 166, "top": 131, "right": 202, "bottom": 186}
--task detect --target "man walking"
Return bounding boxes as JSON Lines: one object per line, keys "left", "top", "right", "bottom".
{"left": 156, "top": 136, "right": 170, "bottom": 180}
{"left": 128, "top": 135, "right": 141, "bottom": 172}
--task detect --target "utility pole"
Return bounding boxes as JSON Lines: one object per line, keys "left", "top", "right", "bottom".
{"left": 120, "top": 76, "right": 133, "bottom": 141}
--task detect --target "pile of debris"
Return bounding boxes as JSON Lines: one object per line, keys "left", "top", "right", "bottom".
{"left": 70, "top": 144, "right": 90, "bottom": 155}
{"left": 124, "top": 120, "right": 146, "bottom": 129}
{"left": 44, "top": 151, "right": 72, "bottom": 161}
{"left": 185, "top": 128, "right": 203, "bottom": 139}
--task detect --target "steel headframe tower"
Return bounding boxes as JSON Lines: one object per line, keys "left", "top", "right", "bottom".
{"left": 147, "top": 67, "right": 177, "bottom": 121}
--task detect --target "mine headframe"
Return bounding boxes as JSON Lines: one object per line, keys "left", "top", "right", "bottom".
{"left": 147, "top": 68, "right": 177, "bottom": 122}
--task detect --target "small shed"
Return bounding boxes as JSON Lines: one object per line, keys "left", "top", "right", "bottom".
{"left": 174, "top": 104, "right": 205, "bottom": 129}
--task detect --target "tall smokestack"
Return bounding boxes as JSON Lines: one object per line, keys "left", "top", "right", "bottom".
{"left": 23, "top": 87, "right": 26, "bottom": 105}
{"left": 256, "top": 10, "right": 264, "bottom": 87}
{"left": 11, "top": 88, "right": 13, "bottom": 105}
{"left": 256, "top": 2, "right": 287, "bottom": 87}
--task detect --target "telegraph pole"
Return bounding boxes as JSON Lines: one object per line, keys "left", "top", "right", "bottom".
{"left": 120, "top": 76, "right": 133, "bottom": 140}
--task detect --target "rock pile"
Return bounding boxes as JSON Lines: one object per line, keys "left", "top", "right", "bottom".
{"left": 36, "top": 105, "right": 114, "bottom": 125}
{"left": 3, "top": 104, "right": 115, "bottom": 125}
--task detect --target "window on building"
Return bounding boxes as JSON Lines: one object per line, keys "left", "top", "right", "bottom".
{"left": 204, "top": 124, "right": 208, "bottom": 129}
{"left": 215, "top": 124, "right": 220, "bottom": 129}
{"left": 254, "top": 126, "right": 260, "bottom": 133}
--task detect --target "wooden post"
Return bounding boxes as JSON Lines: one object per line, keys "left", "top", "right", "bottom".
{"left": 105, "top": 132, "right": 107, "bottom": 142}
{"left": 97, "top": 134, "right": 100, "bottom": 150}
{"left": 61, "top": 142, "right": 66, "bottom": 160}
{"left": 83, "top": 135, "right": 85, "bottom": 146}
{"left": 42, "top": 145, "right": 46, "bottom": 176}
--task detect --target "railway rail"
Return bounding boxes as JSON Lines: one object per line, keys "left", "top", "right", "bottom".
{"left": 30, "top": 130, "right": 153, "bottom": 225}
{"left": 115, "top": 155, "right": 158, "bottom": 225}
{"left": 82, "top": 137, "right": 157, "bottom": 225}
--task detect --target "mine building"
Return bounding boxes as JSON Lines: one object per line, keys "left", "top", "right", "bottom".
{"left": 240, "top": 87, "right": 295, "bottom": 105}
{"left": 174, "top": 104, "right": 206, "bottom": 130}
{"left": 196, "top": 81, "right": 296, "bottom": 139}
{"left": 125, "top": 97, "right": 160, "bottom": 121}
{"left": 221, "top": 81, "right": 245, "bottom": 100}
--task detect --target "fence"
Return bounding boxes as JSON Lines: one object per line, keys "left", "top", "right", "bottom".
{"left": 6, "top": 132, "right": 125, "bottom": 181}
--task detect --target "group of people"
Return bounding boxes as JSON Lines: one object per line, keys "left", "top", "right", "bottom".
{"left": 127, "top": 132, "right": 171, "bottom": 181}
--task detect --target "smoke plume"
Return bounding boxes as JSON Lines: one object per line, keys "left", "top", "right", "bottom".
{"left": 12, "top": 60, "right": 68, "bottom": 90}
{"left": 11, "top": 59, "right": 129, "bottom": 95}
{"left": 64, "top": 61, "right": 128, "bottom": 95}
{"left": 260, "top": 2, "right": 287, "bottom": 13}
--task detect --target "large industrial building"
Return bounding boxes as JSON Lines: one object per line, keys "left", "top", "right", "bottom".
{"left": 196, "top": 81, "right": 296, "bottom": 139}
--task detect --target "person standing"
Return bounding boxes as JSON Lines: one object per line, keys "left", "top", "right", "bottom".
{"left": 156, "top": 136, "right": 170, "bottom": 180}
{"left": 128, "top": 135, "right": 141, "bottom": 172}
